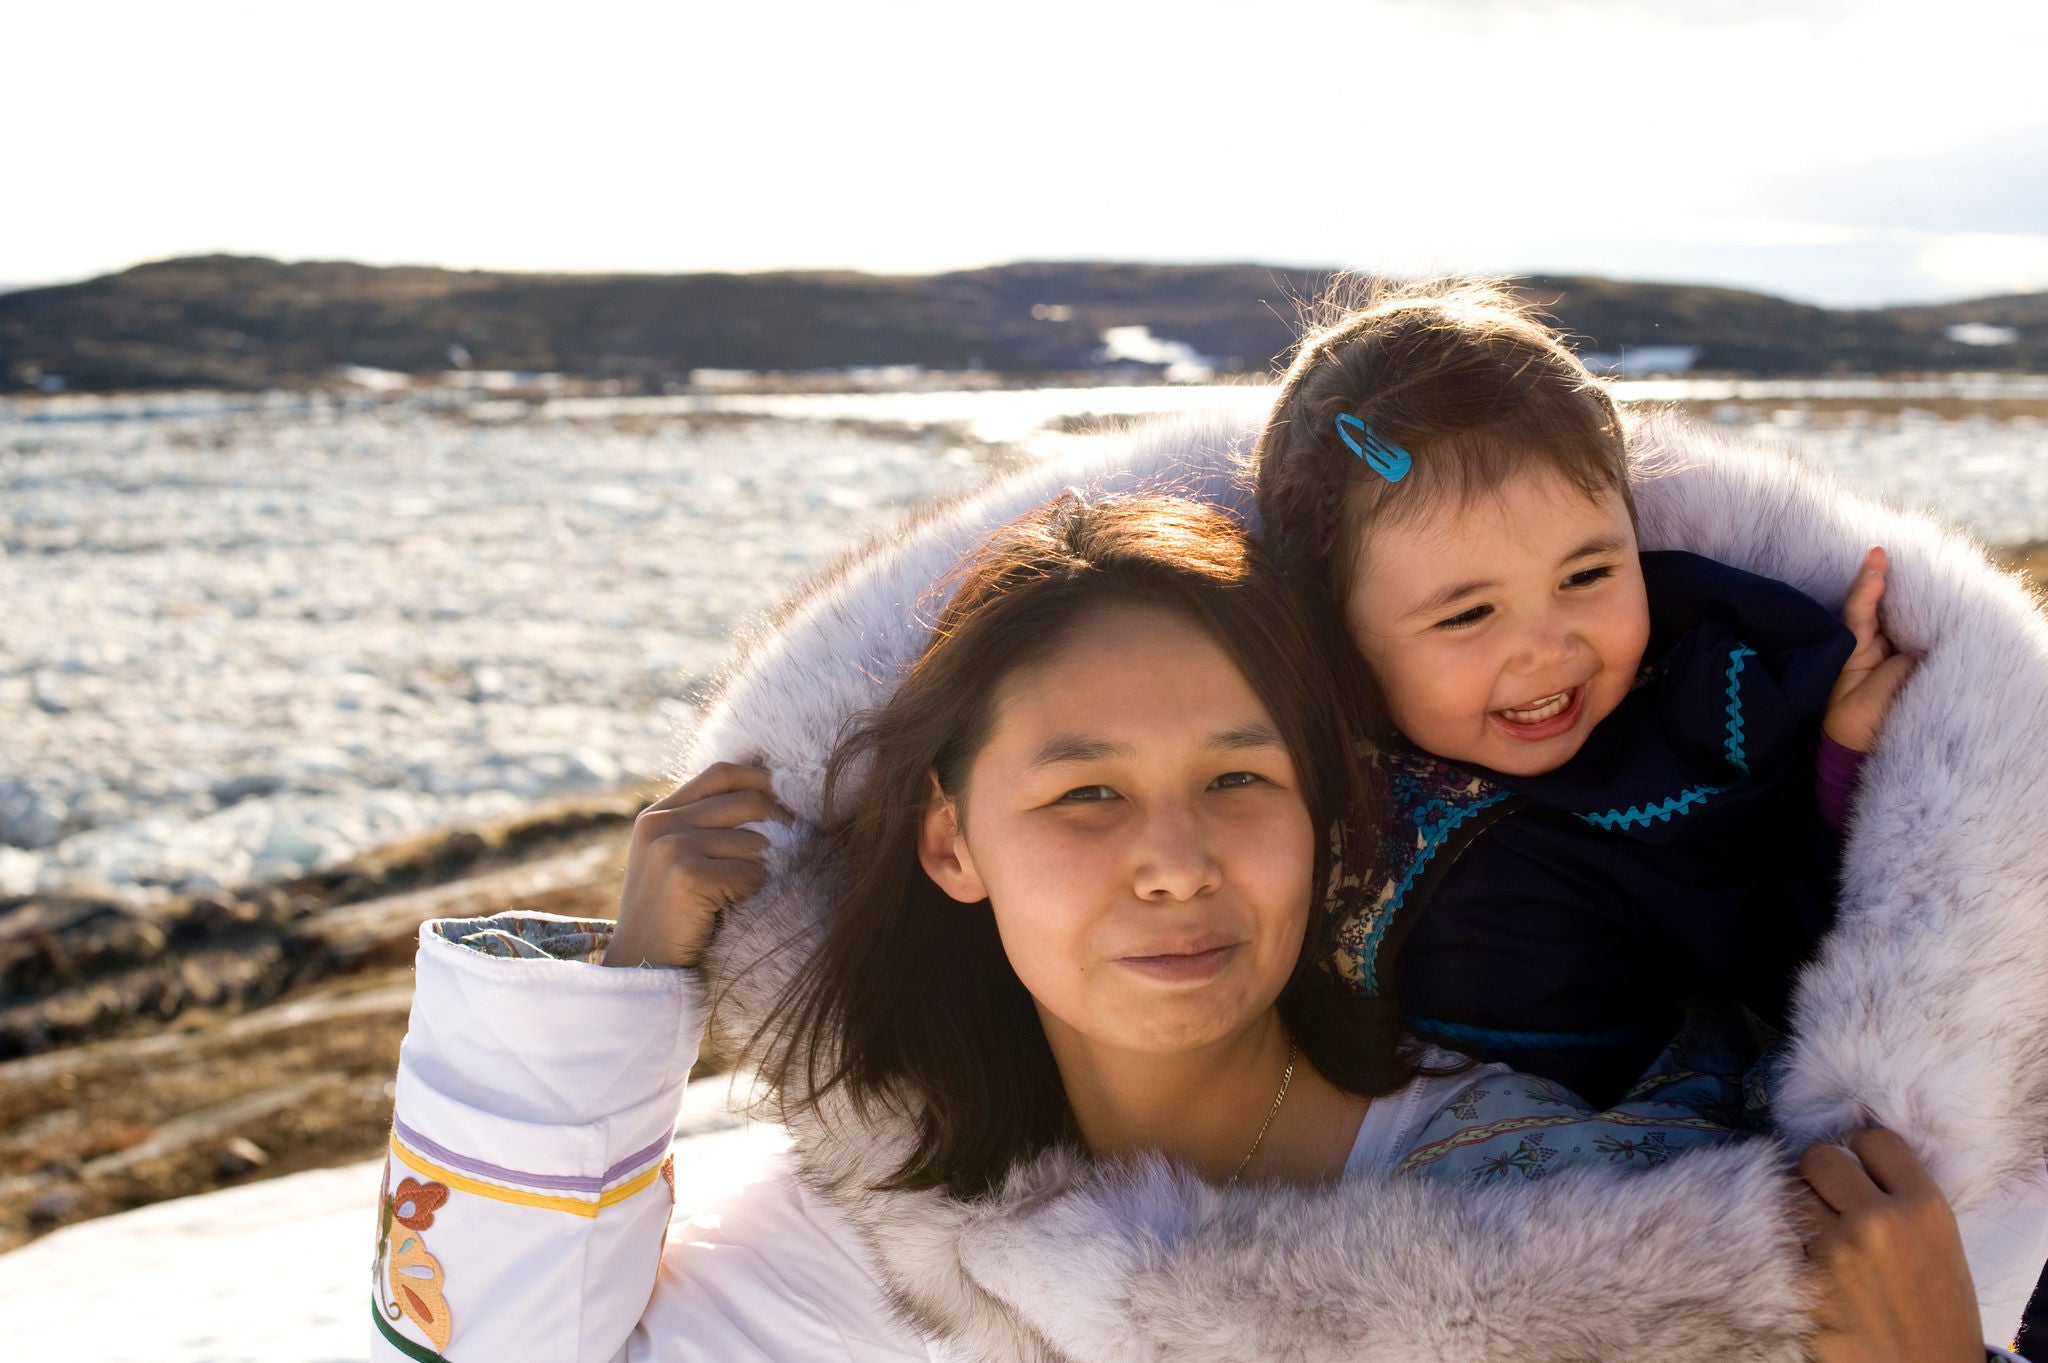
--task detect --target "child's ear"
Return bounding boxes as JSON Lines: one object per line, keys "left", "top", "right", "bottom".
{"left": 916, "top": 770, "right": 988, "bottom": 904}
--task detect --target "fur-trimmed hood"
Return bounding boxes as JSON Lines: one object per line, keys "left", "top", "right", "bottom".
{"left": 682, "top": 408, "right": 2048, "bottom": 1361}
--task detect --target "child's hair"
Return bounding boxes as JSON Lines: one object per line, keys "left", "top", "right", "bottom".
{"left": 753, "top": 491, "right": 1425, "bottom": 1199}
{"left": 1254, "top": 277, "right": 1631, "bottom": 616}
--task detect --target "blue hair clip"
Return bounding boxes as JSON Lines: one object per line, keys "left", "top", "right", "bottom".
{"left": 1334, "top": 414, "right": 1411, "bottom": 483}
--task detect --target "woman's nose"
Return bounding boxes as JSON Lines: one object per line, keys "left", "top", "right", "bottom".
{"left": 1133, "top": 808, "right": 1222, "bottom": 901}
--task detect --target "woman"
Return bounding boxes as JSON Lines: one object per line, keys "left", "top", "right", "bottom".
{"left": 373, "top": 489, "right": 2025, "bottom": 1362}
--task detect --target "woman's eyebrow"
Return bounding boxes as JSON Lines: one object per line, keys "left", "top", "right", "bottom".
{"left": 1029, "top": 737, "right": 1131, "bottom": 768}
{"left": 1209, "top": 723, "right": 1285, "bottom": 752}
{"left": 1026, "top": 724, "right": 1282, "bottom": 767}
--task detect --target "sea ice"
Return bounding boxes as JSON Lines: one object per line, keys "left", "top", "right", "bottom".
{"left": 0, "top": 404, "right": 1006, "bottom": 900}
{"left": 2, "top": 384, "right": 2042, "bottom": 902}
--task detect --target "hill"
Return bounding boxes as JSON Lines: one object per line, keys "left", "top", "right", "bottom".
{"left": 2, "top": 256, "right": 2043, "bottom": 393}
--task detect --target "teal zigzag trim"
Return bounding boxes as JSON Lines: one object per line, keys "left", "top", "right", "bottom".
{"left": 1577, "top": 783, "right": 1728, "bottom": 830}
{"left": 1721, "top": 644, "right": 1757, "bottom": 774}
{"left": 1574, "top": 642, "right": 1757, "bottom": 831}
{"left": 1362, "top": 789, "right": 1513, "bottom": 995}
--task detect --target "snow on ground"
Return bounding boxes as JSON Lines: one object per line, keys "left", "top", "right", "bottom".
{"left": 0, "top": 1082, "right": 791, "bottom": 1363}
{"left": 1, "top": 381, "right": 2044, "bottom": 902}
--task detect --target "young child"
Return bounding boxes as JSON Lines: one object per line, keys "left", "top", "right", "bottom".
{"left": 1254, "top": 279, "right": 1919, "bottom": 1106}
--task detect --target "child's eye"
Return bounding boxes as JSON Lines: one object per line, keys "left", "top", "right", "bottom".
{"left": 1562, "top": 565, "right": 1615, "bottom": 590}
{"left": 1210, "top": 771, "right": 1265, "bottom": 791}
{"left": 1056, "top": 785, "right": 1118, "bottom": 804}
{"left": 1433, "top": 604, "right": 1492, "bottom": 631}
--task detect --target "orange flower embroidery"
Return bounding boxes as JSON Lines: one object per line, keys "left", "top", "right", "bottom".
{"left": 374, "top": 1161, "right": 455, "bottom": 1352}
{"left": 392, "top": 1177, "right": 449, "bottom": 1230}
{"left": 388, "top": 1229, "right": 453, "bottom": 1351}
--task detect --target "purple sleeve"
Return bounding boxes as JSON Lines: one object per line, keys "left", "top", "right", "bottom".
{"left": 1815, "top": 734, "right": 1868, "bottom": 835}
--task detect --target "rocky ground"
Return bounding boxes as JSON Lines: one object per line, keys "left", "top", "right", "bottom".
{"left": 0, "top": 796, "right": 641, "bottom": 1251}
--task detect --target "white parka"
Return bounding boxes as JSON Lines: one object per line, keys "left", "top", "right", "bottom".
{"left": 373, "top": 409, "right": 2048, "bottom": 1362}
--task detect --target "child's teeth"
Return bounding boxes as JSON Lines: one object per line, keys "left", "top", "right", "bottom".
{"left": 1501, "top": 690, "right": 1570, "bottom": 723}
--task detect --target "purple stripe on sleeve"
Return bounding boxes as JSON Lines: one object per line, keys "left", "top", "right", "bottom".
{"left": 600, "top": 1135, "right": 680, "bottom": 1186}
{"left": 393, "top": 1116, "right": 671, "bottom": 1195}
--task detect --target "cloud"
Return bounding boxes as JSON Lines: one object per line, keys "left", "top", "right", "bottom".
{"left": 1913, "top": 233, "right": 2048, "bottom": 297}
{"left": 1744, "top": 124, "right": 2048, "bottom": 237}
{"left": 7, "top": 0, "right": 2048, "bottom": 306}
{"left": 1368, "top": 0, "right": 1868, "bottom": 18}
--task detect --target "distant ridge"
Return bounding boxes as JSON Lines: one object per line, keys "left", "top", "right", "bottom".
{"left": 2, "top": 255, "right": 2043, "bottom": 393}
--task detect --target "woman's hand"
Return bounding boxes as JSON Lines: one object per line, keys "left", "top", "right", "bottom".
{"left": 1824, "top": 546, "right": 1920, "bottom": 752}
{"left": 1793, "top": 1128, "right": 1985, "bottom": 1363}
{"left": 603, "top": 763, "right": 791, "bottom": 970}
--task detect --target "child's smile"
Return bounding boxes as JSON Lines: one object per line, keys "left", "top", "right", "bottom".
{"left": 1491, "top": 682, "right": 1588, "bottom": 737}
{"left": 1344, "top": 467, "right": 1650, "bottom": 778}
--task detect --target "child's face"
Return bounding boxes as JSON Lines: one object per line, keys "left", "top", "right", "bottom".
{"left": 1344, "top": 467, "right": 1650, "bottom": 778}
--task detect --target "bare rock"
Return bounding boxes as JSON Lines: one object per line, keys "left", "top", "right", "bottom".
{"left": 210, "top": 773, "right": 284, "bottom": 808}
{"left": 27, "top": 1189, "right": 83, "bottom": 1225}
{"left": 216, "top": 1137, "right": 269, "bottom": 1178}
{"left": 30, "top": 673, "right": 69, "bottom": 716}
{"left": 0, "top": 779, "right": 68, "bottom": 850}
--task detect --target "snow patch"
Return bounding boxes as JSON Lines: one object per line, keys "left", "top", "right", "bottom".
{"left": 1580, "top": 345, "right": 1702, "bottom": 375}
{"left": 1948, "top": 322, "right": 2019, "bottom": 347}
{"left": 0, "top": 1119, "right": 793, "bottom": 1363}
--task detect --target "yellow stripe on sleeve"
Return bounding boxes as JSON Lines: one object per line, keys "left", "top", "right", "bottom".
{"left": 389, "top": 1134, "right": 665, "bottom": 1218}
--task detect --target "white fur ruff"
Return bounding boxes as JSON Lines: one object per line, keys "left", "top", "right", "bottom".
{"left": 681, "top": 409, "right": 2048, "bottom": 1361}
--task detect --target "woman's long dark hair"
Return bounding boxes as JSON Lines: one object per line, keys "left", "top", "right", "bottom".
{"left": 751, "top": 492, "right": 1430, "bottom": 1198}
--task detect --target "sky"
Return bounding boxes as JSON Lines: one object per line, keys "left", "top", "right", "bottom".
{"left": 9, "top": 0, "right": 2048, "bottom": 306}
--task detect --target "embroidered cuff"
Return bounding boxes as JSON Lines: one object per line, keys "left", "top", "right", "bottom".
{"left": 387, "top": 1078, "right": 676, "bottom": 1221}
{"left": 441, "top": 912, "right": 614, "bottom": 963}
{"left": 404, "top": 913, "right": 700, "bottom": 1130}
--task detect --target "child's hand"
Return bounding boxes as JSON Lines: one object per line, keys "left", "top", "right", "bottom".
{"left": 603, "top": 763, "right": 791, "bottom": 969}
{"left": 1825, "top": 546, "right": 1920, "bottom": 753}
{"left": 1790, "top": 1129, "right": 1984, "bottom": 1363}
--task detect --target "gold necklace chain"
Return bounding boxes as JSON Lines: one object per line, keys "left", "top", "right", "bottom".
{"left": 1227, "top": 1040, "right": 1298, "bottom": 1186}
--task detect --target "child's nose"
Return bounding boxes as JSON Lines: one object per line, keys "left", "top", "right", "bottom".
{"left": 1513, "top": 619, "right": 1580, "bottom": 671}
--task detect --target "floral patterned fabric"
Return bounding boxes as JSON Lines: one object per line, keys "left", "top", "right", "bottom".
{"left": 1327, "top": 743, "right": 1519, "bottom": 999}
{"left": 1397, "top": 1011, "right": 1769, "bottom": 1184}
{"left": 443, "top": 914, "right": 613, "bottom": 964}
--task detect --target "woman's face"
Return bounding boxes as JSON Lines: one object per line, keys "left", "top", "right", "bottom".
{"left": 918, "top": 601, "right": 1316, "bottom": 1063}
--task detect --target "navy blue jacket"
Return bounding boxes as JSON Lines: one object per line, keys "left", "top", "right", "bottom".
{"left": 1330, "top": 551, "right": 1858, "bottom": 1107}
